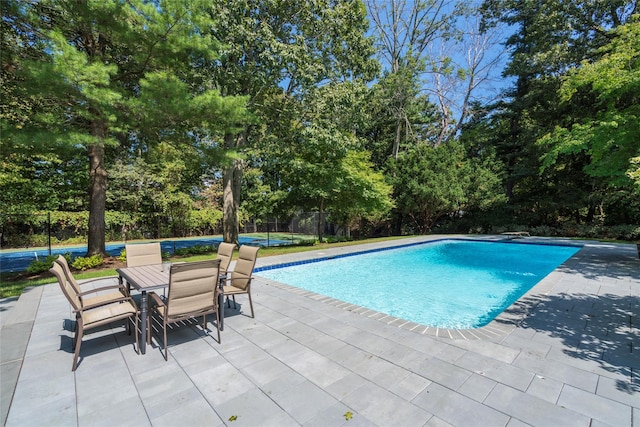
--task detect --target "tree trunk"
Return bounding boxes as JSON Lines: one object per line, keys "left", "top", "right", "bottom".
{"left": 392, "top": 119, "right": 402, "bottom": 159}
{"left": 87, "top": 142, "right": 108, "bottom": 256}
{"left": 222, "top": 133, "right": 244, "bottom": 244}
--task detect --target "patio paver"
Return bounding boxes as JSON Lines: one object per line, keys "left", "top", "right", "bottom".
{"left": 1, "top": 235, "right": 638, "bottom": 426}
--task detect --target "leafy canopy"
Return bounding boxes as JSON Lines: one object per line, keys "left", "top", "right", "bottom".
{"left": 540, "top": 18, "right": 640, "bottom": 190}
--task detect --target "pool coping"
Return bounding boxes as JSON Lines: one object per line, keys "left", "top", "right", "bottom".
{"left": 253, "top": 234, "right": 589, "bottom": 340}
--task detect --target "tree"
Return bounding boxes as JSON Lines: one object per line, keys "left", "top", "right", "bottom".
{"left": 387, "top": 141, "right": 504, "bottom": 233}
{"left": 329, "top": 150, "right": 395, "bottom": 237}
{"left": 366, "top": 0, "right": 457, "bottom": 157}
{"left": 426, "top": 10, "right": 507, "bottom": 143}
{"left": 285, "top": 124, "right": 393, "bottom": 242}
{"left": 206, "top": 0, "right": 378, "bottom": 244}
{"left": 366, "top": 1, "right": 505, "bottom": 154}
{"left": 540, "top": 19, "right": 640, "bottom": 191}
{"left": 479, "top": 0, "right": 638, "bottom": 224}
{"left": 251, "top": 79, "right": 392, "bottom": 242}
{"left": 4, "top": 0, "right": 247, "bottom": 255}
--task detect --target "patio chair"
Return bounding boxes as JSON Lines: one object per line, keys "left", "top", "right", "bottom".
{"left": 216, "top": 242, "right": 236, "bottom": 275}
{"left": 50, "top": 262, "right": 139, "bottom": 371}
{"left": 124, "top": 242, "right": 163, "bottom": 295}
{"left": 54, "top": 255, "right": 127, "bottom": 307}
{"left": 147, "top": 259, "right": 221, "bottom": 361}
{"left": 223, "top": 245, "right": 260, "bottom": 318}
{"left": 125, "top": 242, "right": 162, "bottom": 267}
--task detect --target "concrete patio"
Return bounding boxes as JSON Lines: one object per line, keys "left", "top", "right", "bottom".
{"left": 1, "top": 235, "right": 638, "bottom": 426}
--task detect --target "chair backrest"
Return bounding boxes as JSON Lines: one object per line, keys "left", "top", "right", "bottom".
{"left": 166, "top": 259, "right": 220, "bottom": 318}
{"left": 216, "top": 242, "right": 236, "bottom": 274}
{"left": 126, "top": 242, "right": 162, "bottom": 267}
{"left": 54, "top": 255, "right": 82, "bottom": 294}
{"left": 50, "top": 261, "right": 82, "bottom": 312}
{"left": 230, "top": 245, "right": 260, "bottom": 290}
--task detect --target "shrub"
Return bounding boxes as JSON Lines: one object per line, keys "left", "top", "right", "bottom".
{"left": 605, "top": 225, "right": 640, "bottom": 241}
{"left": 528, "top": 225, "right": 559, "bottom": 237}
{"left": 294, "top": 239, "right": 318, "bottom": 246}
{"left": 174, "top": 244, "right": 216, "bottom": 256}
{"left": 26, "top": 255, "right": 59, "bottom": 274}
{"left": 71, "top": 255, "right": 104, "bottom": 271}
{"left": 325, "top": 236, "right": 353, "bottom": 243}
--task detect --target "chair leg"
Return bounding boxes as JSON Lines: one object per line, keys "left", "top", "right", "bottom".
{"left": 147, "top": 311, "right": 152, "bottom": 345}
{"left": 72, "top": 320, "right": 78, "bottom": 348}
{"left": 72, "top": 319, "right": 84, "bottom": 371}
{"left": 162, "top": 319, "right": 168, "bottom": 361}
{"left": 133, "top": 314, "right": 140, "bottom": 354}
{"left": 247, "top": 292, "right": 254, "bottom": 318}
{"left": 215, "top": 311, "right": 221, "bottom": 343}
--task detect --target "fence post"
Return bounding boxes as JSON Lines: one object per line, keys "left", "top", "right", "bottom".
{"left": 48, "top": 212, "right": 52, "bottom": 256}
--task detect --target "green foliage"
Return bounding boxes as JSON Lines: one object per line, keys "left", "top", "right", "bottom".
{"left": 293, "top": 239, "right": 318, "bottom": 247}
{"left": 388, "top": 141, "right": 504, "bottom": 233}
{"left": 71, "top": 255, "right": 104, "bottom": 271}
{"left": 50, "top": 211, "right": 89, "bottom": 235}
{"left": 2, "top": 0, "right": 250, "bottom": 255}
{"left": 513, "top": 224, "right": 640, "bottom": 241}
{"left": 11, "top": 252, "right": 104, "bottom": 288}
{"left": 187, "top": 209, "right": 223, "bottom": 235}
{"left": 268, "top": 80, "right": 394, "bottom": 240}
{"left": 325, "top": 236, "right": 354, "bottom": 244}
{"left": 3, "top": 0, "right": 639, "bottom": 248}
{"left": 389, "top": 143, "right": 463, "bottom": 233}
{"left": 26, "top": 255, "right": 59, "bottom": 274}
{"left": 330, "top": 150, "right": 395, "bottom": 226}
{"left": 25, "top": 253, "right": 71, "bottom": 275}
{"left": 174, "top": 245, "right": 216, "bottom": 256}
{"left": 474, "top": 0, "right": 639, "bottom": 231}
{"left": 540, "top": 19, "right": 640, "bottom": 190}
{"left": 208, "top": 0, "right": 379, "bottom": 242}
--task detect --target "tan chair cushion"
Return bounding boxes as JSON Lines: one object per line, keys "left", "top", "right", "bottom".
{"left": 82, "top": 300, "right": 138, "bottom": 327}
{"left": 126, "top": 242, "right": 162, "bottom": 267}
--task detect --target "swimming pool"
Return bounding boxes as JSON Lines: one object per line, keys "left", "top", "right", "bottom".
{"left": 256, "top": 239, "right": 581, "bottom": 329}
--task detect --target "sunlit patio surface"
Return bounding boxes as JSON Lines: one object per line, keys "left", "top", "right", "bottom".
{"left": 1, "top": 235, "right": 638, "bottom": 426}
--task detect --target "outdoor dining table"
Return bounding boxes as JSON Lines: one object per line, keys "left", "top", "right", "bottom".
{"left": 116, "top": 264, "right": 226, "bottom": 354}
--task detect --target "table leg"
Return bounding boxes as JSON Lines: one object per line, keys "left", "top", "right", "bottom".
{"left": 140, "top": 290, "right": 147, "bottom": 354}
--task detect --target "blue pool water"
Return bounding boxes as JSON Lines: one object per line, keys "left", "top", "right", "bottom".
{"left": 256, "top": 239, "right": 581, "bottom": 329}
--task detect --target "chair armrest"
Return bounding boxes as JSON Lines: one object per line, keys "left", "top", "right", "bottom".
{"left": 78, "top": 284, "right": 126, "bottom": 296}
{"left": 77, "top": 277, "right": 120, "bottom": 287}
{"left": 148, "top": 291, "right": 165, "bottom": 308}
{"left": 77, "top": 295, "right": 134, "bottom": 312}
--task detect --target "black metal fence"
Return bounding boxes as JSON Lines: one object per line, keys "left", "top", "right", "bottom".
{"left": 0, "top": 213, "right": 53, "bottom": 253}
{"left": 0, "top": 211, "right": 335, "bottom": 252}
{"left": 0, "top": 211, "right": 342, "bottom": 273}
